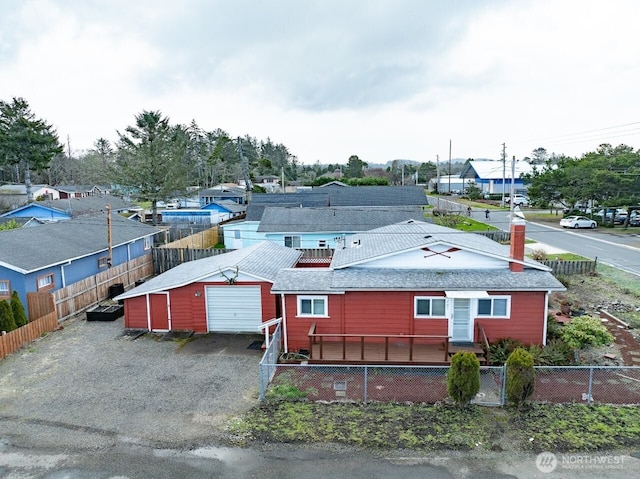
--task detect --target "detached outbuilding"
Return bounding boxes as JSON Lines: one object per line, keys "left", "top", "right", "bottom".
{"left": 115, "top": 242, "right": 301, "bottom": 333}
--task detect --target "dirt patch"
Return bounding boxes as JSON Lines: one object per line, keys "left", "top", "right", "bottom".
{"left": 549, "top": 272, "right": 640, "bottom": 366}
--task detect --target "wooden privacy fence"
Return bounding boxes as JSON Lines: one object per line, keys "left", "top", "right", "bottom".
{"left": 160, "top": 226, "right": 220, "bottom": 249}
{"left": 53, "top": 254, "right": 154, "bottom": 321}
{"left": 153, "top": 247, "right": 232, "bottom": 274}
{"left": 0, "top": 311, "right": 58, "bottom": 359}
{"left": 540, "top": 259, "right": 597, "bottom": 275}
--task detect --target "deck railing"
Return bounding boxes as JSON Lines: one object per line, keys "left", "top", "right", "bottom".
{"left": 477, "top": 322, "right": 491, "bottom": 364}
{"left": 308, "top": 322, "right": 451, "bottom": 362}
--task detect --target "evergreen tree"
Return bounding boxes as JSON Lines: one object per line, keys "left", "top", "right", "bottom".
{"left": 505, "top": 348, "right": 535, "bottom": 408}
{"left": 11, "top": 291, "right": 28, "bottom": 327}
{"left": 0, "top": 97, "right": 63, "bottom": 200}
{"left": 0, "top": 299, "right": 17, "bottom": 332}
{"left": 446, "top": 351, "right": 480, "bottom": 408}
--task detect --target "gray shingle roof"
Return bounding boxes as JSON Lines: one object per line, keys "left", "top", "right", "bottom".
{"left": 41, "top": 195, "right": 135, "bottom": 217}
{"left": 271, "top": 219, "right": 565, "bottom": 293}
{"left": 256, "top": 206, "right": 428, "bottom": 233}
{"left": 271, "top": 268, "right": 565, "bottom": 293}
{"left": 311, "top": 185, "right": 428, "bottom": 207}
{"left": 116, "top": 241, "right": 302, "bottom": 299}
{"left": 0, "top": 213, "right": 160, "bottom": 273}
{"left": 330, "top": 220, "right": 530, "bottom": 269}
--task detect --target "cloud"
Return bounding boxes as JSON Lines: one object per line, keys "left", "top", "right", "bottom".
{"left": 1, "top": 0, "right": 639, "bottom": 164}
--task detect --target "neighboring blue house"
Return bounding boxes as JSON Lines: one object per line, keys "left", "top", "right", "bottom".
{"left": 199, "top": 186, "right": 247, "bottom": 207}
{"left": 223, "top": 205, "right": 427, "bottom": 249}
{"left": 0, "top": 203, "right": 71, "bottom": 222}
{"left": 459, "top": 160, "right": 533, "bottom": 195}
{"left": 222, "top": 185, "right": 429, "bottom": 249}
{"left": 0, "top": 213, "right": 160, "bottom": 313}
{"left": 0, "top": 195, "right": 136, "bottom": 222}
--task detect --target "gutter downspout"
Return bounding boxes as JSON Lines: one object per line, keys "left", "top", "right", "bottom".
{"left": 542, "top": 291, "right": 549, "bottom": 346}
{"left": 145, "top": 294, "right": 151, "bottom": 331}
{"left": 280, "top": 293, "right": 288, "bottom": 353}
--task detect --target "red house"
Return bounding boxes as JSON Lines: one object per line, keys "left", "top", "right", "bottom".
{"left": 271, "top": 218, "right": 565, "bottom": 363}
{"left": 117, "top": 218, "right": 564, "bottom": 364}
{"left": 116, "top": 242, "right": 301, "bottom": 333}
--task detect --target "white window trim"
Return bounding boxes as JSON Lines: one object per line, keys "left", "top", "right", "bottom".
{"left": 414, "top": 296, "right": 447, "bottom": 318}
{"left": 476, "top": 296, "right": 511, "bottom": 319}
{"left": 296, "top": 295, "right": 328, "bottom": 318}
{"left": 284, "top": 235, "right": 301, "bottom": 248}
{"left": 0, "top": 280, "right": 9, "bottom": 297}
{"left": 144, "top": 236, "right": 152, "bottom": 250}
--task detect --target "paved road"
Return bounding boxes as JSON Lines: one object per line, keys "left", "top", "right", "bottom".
{"left": 482, "top": 208, "right": 640, "bottom": 277}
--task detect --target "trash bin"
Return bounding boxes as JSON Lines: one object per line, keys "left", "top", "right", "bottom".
{"left": 108, "top": 283, "right": 125, "bottom": 299}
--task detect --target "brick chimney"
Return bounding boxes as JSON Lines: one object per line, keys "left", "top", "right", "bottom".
{"left": 509, "top": 217, "right": 526, "bottom": 272}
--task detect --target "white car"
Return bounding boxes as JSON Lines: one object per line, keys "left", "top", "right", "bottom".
{"left": 505, "top": 194, "right": 529, "bottom": 206}
{"left": 560, "top": 215, "right": 597, "bottom": 229}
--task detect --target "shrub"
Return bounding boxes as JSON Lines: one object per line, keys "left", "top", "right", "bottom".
{"left": 447, "top": 351, "right": 480, "bottom": 408}
{"left": 561, "top": 315, "right": 614, "bottom": 349}
{"left": 11, "top": 291, "right": 28, "bottom": 328}
{"left": 531, "top": 248, "right": 548, "bottom": 261}
{"left": 0, "top": 300, "right": 17, "bottom": 333}
{"left": 546, "top": 315, "right": 563, "bottom": 341}
{"left": 489, "top": 337, "right": 525, "bottom": 365}
{"left": 538, "top": 338, "right": 575, "bottom": 365}
{"left": 506, "top": 348, "right": 535, "bottom": 407}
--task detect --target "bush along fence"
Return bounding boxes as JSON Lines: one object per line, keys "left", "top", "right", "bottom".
{"left": 258, "top": 361, "right": 640, "bottom": 406}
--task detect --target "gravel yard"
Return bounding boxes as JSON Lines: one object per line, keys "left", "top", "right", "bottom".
{"left": 0, "top": 315, "right": 263, "bottom": 451}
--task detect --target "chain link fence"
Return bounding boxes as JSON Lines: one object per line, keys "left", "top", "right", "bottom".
{"left": 259, "top": 360, "right": 640, "bottom": 406}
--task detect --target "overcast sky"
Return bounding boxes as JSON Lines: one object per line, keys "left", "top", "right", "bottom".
{"left": 2, "top": 0, "right": 639, "bottom": 165}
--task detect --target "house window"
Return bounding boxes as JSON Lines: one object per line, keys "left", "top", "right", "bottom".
{"left": 0, "top": 280, "right": 9, "bottom": 298}
{"left": 144, "top": 236, "right": 152, "bottom": 250}
{"left": 37, "top": 273, "right": 54, "bottom": 292}
{"left": 477, "top": 296, "right": 510, "bottom": 318}
{"left": 98, "top": 256, "right": 111, "bottom": 268}
{"left": 234, "top": 230, "right": 241, "bottom": 239}
{"left": 284, "top": 235, "right": 301, "bottom": 248}
{"left": 415, "top": 297, "right": 447, "bottom": 318}
{"left": 297, "top": 296, "right": 328, "bottom": 317}
{"left": 318, "top": 239, "right": 327, "bottom": 248}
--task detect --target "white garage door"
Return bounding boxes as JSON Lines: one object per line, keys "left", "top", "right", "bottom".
{"left": 206, "top": 286, "right": 262, "bottom": 332}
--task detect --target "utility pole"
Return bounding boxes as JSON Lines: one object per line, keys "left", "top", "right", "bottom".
{"left": 237, "top": 137, "right": 252, "bottom": 202}
{"left": 448, "top": 139, "right": 452, "bottom": 194}
{"left": 501, "top": 143, "right": 506, "bottom": 206}
{"left": 107, "top": 204, "right": 112, "bottom": 268}
{"left": 509, "top": 155, "right": 516, "bottom": 220}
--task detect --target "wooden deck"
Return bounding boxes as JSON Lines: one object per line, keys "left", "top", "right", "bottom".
{"left": 305, "top": 322, "right": 490, "bottom": 365}
{"left": 308, "top": 340, "right": 450, "bottom": 365}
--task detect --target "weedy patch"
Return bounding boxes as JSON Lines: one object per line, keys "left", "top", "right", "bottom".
{"left": 229, "top": 402, "right": 640, "bottom": 453}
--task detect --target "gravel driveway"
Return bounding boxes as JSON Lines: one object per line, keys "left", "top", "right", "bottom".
{"left": 0, "top": 315, "right": 263, "bottom": 451}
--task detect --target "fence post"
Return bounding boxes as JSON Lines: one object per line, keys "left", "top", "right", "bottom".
{"left": 501, "top": 365, "right": 507, "bottom": 406}
{"left": 588, "top": 366, "right": 594, "bottom": 406}
{"left": 259, "top": 363, "right": 265, "bottom": 401}
{"left": 363, "top": 366, "right": 368, "bottom": 404}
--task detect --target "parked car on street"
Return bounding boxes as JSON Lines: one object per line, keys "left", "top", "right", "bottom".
{"left": 594, "top": 208, "right": 627, "bottom": 224}
{"left": 560, "top": 215, "right": 597, "bottom": 229}
{"left": 505, "top": 194, "right": 529, "bottom": 206}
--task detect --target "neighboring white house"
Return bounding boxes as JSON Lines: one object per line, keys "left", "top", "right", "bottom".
{"left": 427, "top": 175, "right": 466, "bottom": 193}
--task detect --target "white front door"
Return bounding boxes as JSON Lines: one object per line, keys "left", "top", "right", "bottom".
{"left": 450, "top": 298, "right": 473, "bottom": 342}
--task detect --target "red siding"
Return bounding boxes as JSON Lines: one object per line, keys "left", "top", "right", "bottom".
{"left": 477, "top": 291, "right": 547, "bottom": 345}
{"left": 283, "top": 290, "right": 548, "bottom": 351}
{"left": 122, "top": 280, "right": 276, "bottom": 333}
{"left": 123, "top": 296, "right": 148, "bottom": 329}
